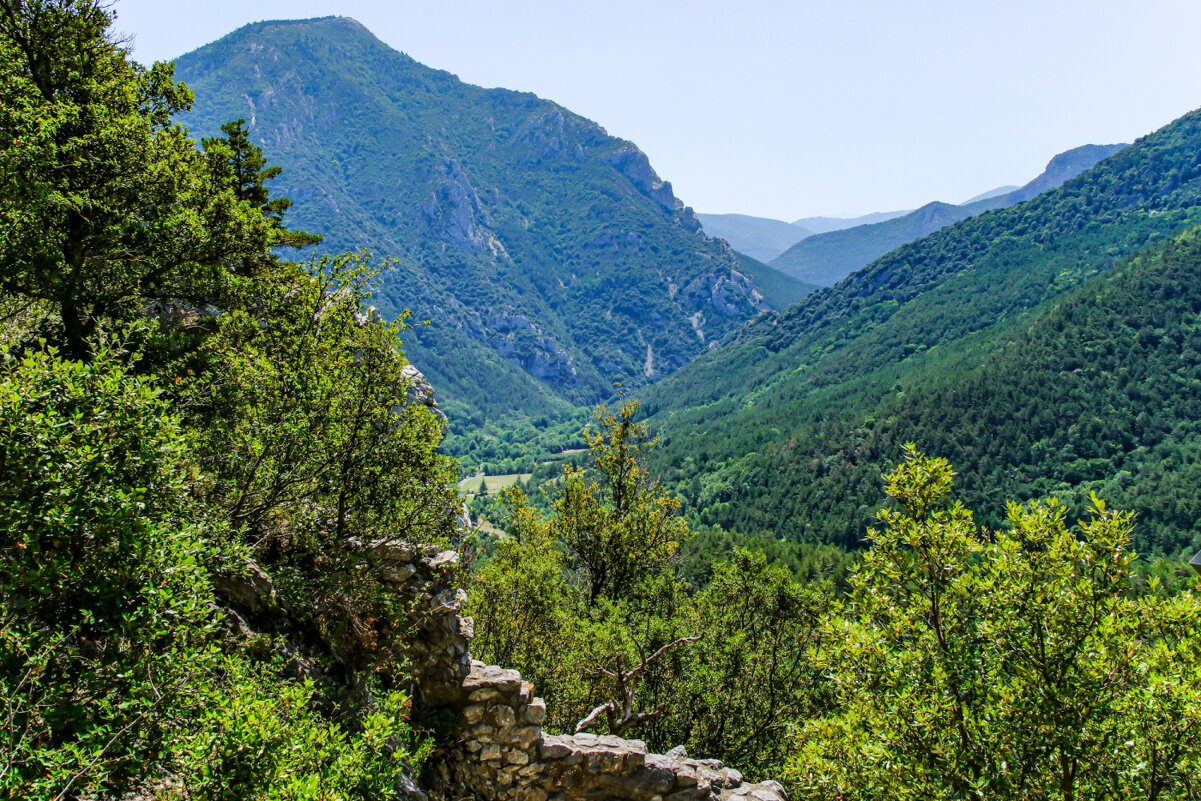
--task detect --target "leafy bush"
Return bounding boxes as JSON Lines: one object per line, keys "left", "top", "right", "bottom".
{"left": 787, "top": 447, "right": 1201, "bottom": 799}
{"left": 182, "top": 253, "right": 462, "bottom": 679}
{"left": 0, "top": 334, "right": 220, "bottom": 796}
{"left": 173, "top": 657, "right": 428, "bottom": 801}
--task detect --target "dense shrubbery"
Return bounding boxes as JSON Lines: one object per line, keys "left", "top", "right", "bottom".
{"left": 787, "top": 448, "right": 1201, "bottom": 799}
{"left": 0, "top": 2, "right": 455, "bottom": 796}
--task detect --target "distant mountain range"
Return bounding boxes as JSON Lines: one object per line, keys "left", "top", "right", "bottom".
{"left": 173, "top": 17, "right": 811, "bottom": 426}
{"left": 792, "top": 210, "right": 911, "bottom": 234}
{"left": 769, "top": 144, "right": 1128, "bottom": 286}
{"left": 693, "top": 214, "right": 812, "bottom": 263}
{"left": 961, "top": 185, "right": 1019, "bottom": 204}
{"left": 643, "top": 110, "right": 1201, "bottom": 555}
{"left": 698, "top": 146, "right": 1126, "bottom": 284}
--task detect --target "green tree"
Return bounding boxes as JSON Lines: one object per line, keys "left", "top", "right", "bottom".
{"left": 556, "top": 401, "right": 690, "bottom": 605}
{"left": 202, "top": 118, "right": 321, "bottom": 258}
{"left": 466, "top": 403, "right": 702, "bottom": 744}
{"left": 183, "top": 253, "right": 462, "bottom": 679}
{"left": 0, "top": 0, "right": 273, "bottom": 358}
{"left": 787, "top": 446, "right": 1201, "bottom": 800}
{"left": 669, "top": 550, "right": 828, "bottom": 777}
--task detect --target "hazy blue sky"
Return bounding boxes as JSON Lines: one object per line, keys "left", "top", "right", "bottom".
{"left": 114, "top": 0, "right": 1201, "bottom": 220}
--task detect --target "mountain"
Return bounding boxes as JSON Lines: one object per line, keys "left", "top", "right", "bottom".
{"left": 694, "top": 213, "right": 813, "bottom": 262}
{"left": 728, "top": 253, "right": 820, "bottom": 310}
{"left": 792, "top": 210, "right": 911, "bottom": 234}
{"left": 961, "top": 185, "right": 1019, "bottom": 204}
{"left": 770, "top": 144, "right": 1128, "bottom": 286}
{"left": 641, "top": 108, "right": 1201, "bottom": 554}
{"left": 173, "top": 17, "right": 791, "bottom": 425}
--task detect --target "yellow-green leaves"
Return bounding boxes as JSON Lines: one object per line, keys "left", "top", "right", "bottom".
{"left": 787, "top": 449, "right": 1201, "bottom": 800}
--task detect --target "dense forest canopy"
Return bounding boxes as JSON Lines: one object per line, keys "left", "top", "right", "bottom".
{"left": 644, "top": 107, "right": 1201, "bottom": 556}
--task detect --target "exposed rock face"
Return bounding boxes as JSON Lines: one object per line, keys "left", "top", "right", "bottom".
{"left": 605, "top": 144, "right": 704, "bottom": 234}
{"left": 423, "top": 158, "right": 492, "bottom": 252}
{"left": 401, "top": 364, "right": 449, "bottom": 425}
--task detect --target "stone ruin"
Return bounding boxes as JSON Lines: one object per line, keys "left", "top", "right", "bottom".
{"left": 380, "top": 541, "right": 789, "bottom": 801}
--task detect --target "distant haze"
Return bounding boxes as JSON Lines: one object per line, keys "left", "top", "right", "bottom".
{"left": 112, "top": 0, "right": 1201, "bottom": 220}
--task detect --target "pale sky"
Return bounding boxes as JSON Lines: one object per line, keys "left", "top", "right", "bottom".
{"left": 113, "top": 0, "right": 1201, "bottom": 220}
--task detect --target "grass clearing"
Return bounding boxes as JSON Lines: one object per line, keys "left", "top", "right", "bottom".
{"left": 459, "top": 472, "right": 532, "bottom": 496}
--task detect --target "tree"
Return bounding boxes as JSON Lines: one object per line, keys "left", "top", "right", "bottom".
{"left": 555, "top": 401, "right": 691, "bottom": 605}
{"left": 182, "top": 253, "right": 462, "bottom": 679}
{"left": 202, "top": 118, "right": 321, "bottom": 258}
{"left": 466, "top": 402, "right": 698, "bottom": 741}
{"left": 0, "top": 0, "right": 274, "bottom": 358}
{"left": 786, "top": 446, "right": 1201, "bottom": 800}
{"left": 671, "top": 549, "right": 829, "bottom": 777}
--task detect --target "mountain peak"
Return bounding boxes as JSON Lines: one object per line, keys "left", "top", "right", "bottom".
{"left": 173, "top": 18, "right": 787, "bottom": 421}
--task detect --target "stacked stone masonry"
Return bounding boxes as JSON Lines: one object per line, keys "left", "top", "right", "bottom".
{"left": 404, "top": 552, "right": 788, "bottom": 801}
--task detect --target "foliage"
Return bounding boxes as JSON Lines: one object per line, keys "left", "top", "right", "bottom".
{"left": 173, "top": 656, "right": 428, "bottom": 801}
{"left": 201, "top": 118, "right": 322, "bottom": 255}
{"left": 555, "top": 402, "right": 690, "bottom": 604}
{"left": 0, "top": 0, "right": 273, "bottom": 358}
{"left": 786, "top": 448, "right": 1201, "bottom": 800}
{"left": 181, "top": 252, "right": 461, "bottom": 677}
{"left": 0, "top": 6, "right": 448, "bottom": 798}
{"left": 667, "top": 550, "right": 829, "bottom": 776}
{"left": 0, "top": 335, "right": 219, "bottom": 796}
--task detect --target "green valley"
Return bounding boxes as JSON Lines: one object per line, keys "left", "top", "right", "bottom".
{"left": 643, "top": 111, "right": 1201, "bottom": 556}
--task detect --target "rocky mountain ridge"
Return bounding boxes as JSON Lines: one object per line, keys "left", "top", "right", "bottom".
{"left": 173, "top": 17, "right": 806, "bottom": 425}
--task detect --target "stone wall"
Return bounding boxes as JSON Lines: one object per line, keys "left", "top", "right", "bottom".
{"left": 404, "top": 556, "right": 789, "bottom": 801}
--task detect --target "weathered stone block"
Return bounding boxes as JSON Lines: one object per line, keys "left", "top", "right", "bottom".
{"left": 524, "top": 699, "right": 547, "bottom": 725}
{"left": 626, "top": 761, "right": 676, "bottom": 795}
{"left": 503, "top": 726, "right": 541, "bottom": 747}
{"left": 539, "top": 735, "right": 573, "bottom": 760}
{"left": 491, "top": 704, "right": 517, "bottom": 727}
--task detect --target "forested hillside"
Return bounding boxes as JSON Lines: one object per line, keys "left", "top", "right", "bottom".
{"left": 172, "top": 17, "right": 806, "bottom": 428}
{"left": 770, "top": 143, "right": 1127, "bottom": 286}
{"left": 643, "top": 109, "right": 1201, "bottom": 554}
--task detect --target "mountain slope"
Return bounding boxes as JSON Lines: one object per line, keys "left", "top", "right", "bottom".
{"left": 642, "top": 109, "right": 1201, "bottom": 552}
{"left": 793, "top": 210, "right": 910, "bottom": 234}
{"left": 695, "top": 213, "right": 813, "bottom": 262}
{"left": 962, "top": 185, "right": 1019, "bottom": 204}
{"left": 771, "top": 144, "right": 1128, "bottom": 286}
{"left": 173, "top": 17, "right": 772, "bottom": 422}
{"left": 729, "top": 253, "right": 819, "bottom": 310}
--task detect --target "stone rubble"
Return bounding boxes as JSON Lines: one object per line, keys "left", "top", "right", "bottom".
{"left": 396, "top": 553, "right": 788, "bottom": 801}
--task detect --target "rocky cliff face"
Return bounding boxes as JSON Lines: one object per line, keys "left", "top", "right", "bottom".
{"left": 175, "top": 17, "right": 772, "bottom": 420}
